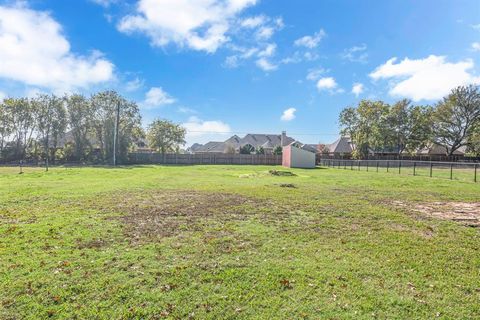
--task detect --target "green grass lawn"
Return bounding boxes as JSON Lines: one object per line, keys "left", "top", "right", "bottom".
{"left": 1, "top": 165, "right": 479, "bottom": 319}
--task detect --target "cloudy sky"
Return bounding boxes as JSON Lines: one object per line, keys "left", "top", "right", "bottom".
{"left": 0, "top": 0, "right": 479, "bottom": 145}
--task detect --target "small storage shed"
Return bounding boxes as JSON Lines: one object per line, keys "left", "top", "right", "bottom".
{"left": 282, "top": 145, "right": 316, "bottom": 168}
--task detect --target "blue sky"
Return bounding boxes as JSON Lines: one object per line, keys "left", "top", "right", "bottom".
{"left": 0, "top": 0, "right": 479, "bottom": 145}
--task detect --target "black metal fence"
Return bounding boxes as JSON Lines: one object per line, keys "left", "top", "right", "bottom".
{"left": 317, "top": 155, "right": 480, "bottom": 162}
{"left": 319, "top": 159, "right": 479, "bottom": 183}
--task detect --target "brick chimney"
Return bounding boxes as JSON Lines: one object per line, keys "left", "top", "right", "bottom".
{"left": 281, "top": 131, "right": 287, "bottom": 147}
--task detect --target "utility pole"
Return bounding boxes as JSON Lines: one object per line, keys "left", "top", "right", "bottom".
{"left": 113, "top": 101, "right": 120, "bottom": 166}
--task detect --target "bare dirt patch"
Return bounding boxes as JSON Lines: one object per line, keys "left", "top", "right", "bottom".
{"left": 109, "top": 190, "right": 272, "bottom": 242}
{"left": 392, "top": 201, "right": 480, "bottom": 227}
{"left": 76, "top": 238, "right": 108, "bottom": 249}
{"left": 269, "top": 170, "right": 296, "bottom": 177}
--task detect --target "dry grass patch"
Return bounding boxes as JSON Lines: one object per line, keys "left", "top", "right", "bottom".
{"left": 109, "top": 190, "right": 274, "bottom": 242}
{"left": 393, "top": 200, "right": 480, "bottom": 227}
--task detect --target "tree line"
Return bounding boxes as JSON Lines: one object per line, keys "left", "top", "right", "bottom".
{"left": 0, "top": 90, "right": 187, "bottom": 168}
{"left": 338, "top": 85, "right": 480, "bottom": 158}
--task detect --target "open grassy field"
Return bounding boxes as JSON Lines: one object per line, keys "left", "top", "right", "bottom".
{"left": 1, "top": 165, "right": 480, "bottom": 319}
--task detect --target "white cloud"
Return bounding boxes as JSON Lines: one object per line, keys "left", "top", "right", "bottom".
{"left": 281, "top": 51, "right": 319, "bottom": 65}
{"left": 306, "top": 68, "right": 327, "bottom": 81}
{"left": 351, "top": 83, "right": 364, "bottom": 97}
{"left": 125, "top": 77, "right": 144, "bottom": 92}
{"left": 256, "top": 26, "right": 274, "bottom": 40}
{"left": 316, "top": 77, "right": 338, "bottom": 90}
{"left": 240, "top": 15, "right": 266, "bottom": 28}
{"left": 183, "top": 116, "right": 231, "bottom": 144}
{"left": 118, "top": 0, "right": 257, "bottom": 53}
{"left": 90, "top": 0, "right": 117, "bottom": 7}
{"left": 142, "top": 87, "right": 176, "bottom": 108}
{"left": 257, "top": 43, "right": 276, "bottom": 57}
{"left": 177, "top": 106, "right": 197, "bottom": 114}
{"left": 294, "top": 29, "right": 326, "bottom": 48}
{"left": 370, "top": 55, "right": 480, "bottom": 101}
{"left": 256, "top": 58, "right": 277, "bottom": 71}
{"left": 224, "top": 42, "right": 277, "bottom": 71}
{"left": 0, "top": 4, "right": 114, "bottom": 92}
{"left": 472, "top": 42, "right": 480, "bottom": 51}
{"left": 224, "top": 55, "right": 240, "bottom": 68}
{"left": 316, "top": 77, "right": 344, "bottom": 94}
{"left": 280, "top": 107, "right": 296, "bottom": 121}
{"left": 341, "top": 44, "right": 368, "bottom": 63}
{"left": 472, "top": 24, "right": 480, "bottom": 31}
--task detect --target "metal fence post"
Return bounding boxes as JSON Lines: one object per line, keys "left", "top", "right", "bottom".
{"left": 376, "top": 161, "right": 379, "bottom": 172}
{"left": 475, "top": 164, "right": 478, "bottom": 183}
{"left": 366, "top": 161, "right": 369, "bottom": 172}
{"left": 344, "top": 160, "right": 346, "bottom": 170}
{"left": 413, "top": 162, "right": 416, "bottom": 176}
{"left": 358, "top": 161, "right": 360, "bottom": 171}
{"left": 450, "top": 164, "right": 453, "bottom": 180}
{"left": 430, "top": 163, "right": 433, "bottom": 178}
{"left": 398, "top": 161, "right": 401, "bottom": 174}
{"left": 387, "top": 161, "right": 389, "bottom": 173}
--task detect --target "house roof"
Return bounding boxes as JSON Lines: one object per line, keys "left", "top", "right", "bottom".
{"left": 261, "top": 140, "right": 275, "bottom": 148}
{"left": 301, "top": 144, "right": 319, "bottom": 153}
{"left": 195, "top": 141, "right": 227, "bottom": 153}
{"left": 327, "top": 137, "right": 353, "bottom": 154}
{"left": 418, "top": 144, "right": 466, "bottom": 155}
{"left": 189, "top": 133, "right": 296, "bottom": 153}
{"left": 188, "top": 143, "right": 203, "bottom": 152}
{"left": 240, "top": 134, "right": 294, "bottom": 148}
{"left": 224, "top": 135, "right": 241, "bottom": 146}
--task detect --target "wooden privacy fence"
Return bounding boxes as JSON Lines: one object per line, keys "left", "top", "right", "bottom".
{"left": 128, "top": 153, "right": 282, "bottom": 165}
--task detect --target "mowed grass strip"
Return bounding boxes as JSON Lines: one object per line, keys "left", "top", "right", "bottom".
{"left": 0, "top": 165, "right": 479, "bottom": 319}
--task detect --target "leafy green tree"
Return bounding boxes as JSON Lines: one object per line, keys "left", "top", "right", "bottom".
{"left": 35, "top": 94, "right": 67, "bottom": 170}
{"left": 339, "top": 106, "right": 359, "bottom": 153}
{"left": 4, "top": 98, "right": 36, "bottom": 162}
{"left": 339, "top": 100, "right": 390, "bottom": 158}
{"left": 272, "top": 145, "right": 283, "bottom": 155}
{"left": 256, "top": 146, "right": 265, "bottom": 154}
{"left": 387, "top": 100, "right": 434, "bottom": 155}
{"left": 0, "top": 99, "right": 13, "bottom": 160}
{"left": 147, "top": 119, "right": 186, "bottom": 154}
{"left": 239, "top": 144, "right": 255, "bottom": 154}
{"left": 90, "top": 91, "right": 142, "bottom": 163}
{"left": 66, "top": 94, "right": 94, "bottom": 161}
{"left": 433, "top": 85, "right": 480, "bottom": 156}
{"left": 466, "top": 121, "right": 480, "bottom": 156}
